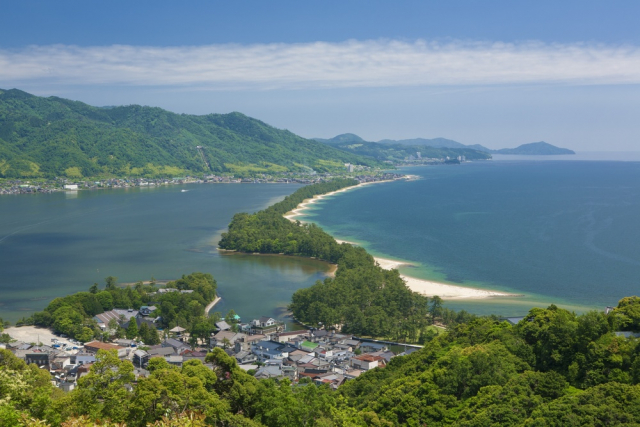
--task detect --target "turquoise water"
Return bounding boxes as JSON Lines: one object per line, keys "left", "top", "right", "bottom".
{"left": 0, "top": 183, "right": 333, "bottom": 324}
{"left": 300, "top": 160, "right": 640, "bottom": 316}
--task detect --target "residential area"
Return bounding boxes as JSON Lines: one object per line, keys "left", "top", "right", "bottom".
{"left": 1, "top": 312, "right": 421, "bottom": 393}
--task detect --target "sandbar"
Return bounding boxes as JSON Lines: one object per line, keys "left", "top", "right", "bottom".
{"left": 284, "top": 182, "right": 519, "bottom": 300}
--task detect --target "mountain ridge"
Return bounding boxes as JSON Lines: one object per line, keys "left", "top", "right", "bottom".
{"left": 0, "top": 89, "right": 380, "bottom": 179}
{"left": 314, "top": 133, "right": 575, "bottom": 155}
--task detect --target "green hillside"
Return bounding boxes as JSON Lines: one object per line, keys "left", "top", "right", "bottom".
{"left": 0, "top": 89, "right": 380, "bottom": 179}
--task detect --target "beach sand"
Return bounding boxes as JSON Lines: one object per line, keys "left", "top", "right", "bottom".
{"left": 283, "top": 180, "right": 396, "bottom": 222}
{"left": 285, "top": 182, "right": 518, "bottom": 300}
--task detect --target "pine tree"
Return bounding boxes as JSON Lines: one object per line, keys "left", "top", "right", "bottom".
{"left": 126, "top": 319, "right": 138, "bottom": 340}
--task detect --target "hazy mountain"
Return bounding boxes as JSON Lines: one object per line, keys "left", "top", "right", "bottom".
{"left": 378, "top": 137, "right": 468, "bottom": 149}
{"left": 314, "top": 134, "right": 491, "bottom": 162}
{"left": 0, "top": 89, "right": 379, "bottom": 178}
{"left": 317, "top": 133, "right": 574, "bottom": 156}
{"left": 494, "top": 141, "right": 576, "bottom": 155}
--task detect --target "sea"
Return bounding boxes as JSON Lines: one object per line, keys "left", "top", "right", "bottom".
{"left": 1, "top": 153, "right": 640, "bottom": 323}
{"left": 298, "top": 153, "right": 640, "bottom": 316}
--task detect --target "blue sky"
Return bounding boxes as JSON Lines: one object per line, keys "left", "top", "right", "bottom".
{"left": 2, "top": 1, "right": 639, "bottom": 150}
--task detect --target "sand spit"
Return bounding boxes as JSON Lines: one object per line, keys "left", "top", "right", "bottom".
{"left": 285, "top": 180, "right": 518, "bottom": 300}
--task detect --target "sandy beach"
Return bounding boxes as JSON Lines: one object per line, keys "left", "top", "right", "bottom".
{"left": 285, "top": 182, "right": 518, "bottom": 300}
{"left": 283, "top": 179, "right": 399, "bottom": 222}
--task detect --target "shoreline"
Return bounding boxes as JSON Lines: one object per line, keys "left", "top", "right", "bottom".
{"left": 285, "top": 184, "right": 520, "bottom": 300}
{"left": 205, "top": 296, "right": 222, "bottom": 316}
{"left": 283, "top": 178, "right": 407, "bottom": 222}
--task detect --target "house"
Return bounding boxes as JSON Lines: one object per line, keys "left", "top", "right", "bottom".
{"left": 234, "top": 334, "right": 265, "bottom": 353}
{"left": 251, "top": 340, "right": 290, "bottom": 362}
{"left": 94, "top": 309, "right": 139, "bottom": 330}
{"left": 359, "top": 342, "right": 388, "bottom": 353}
{"left": 254, "top": 364, "right": 283, "bottom": 380}
{"left": 211, "top": 331, "right": 245, "bottom": 348}
{"left": 147, "top": 346, "right": 176, "bottom": 358}
{"left": 25, "top": 353, "right": 51, "bottom": 369}
{"left": 83, "top": 341, "right": 127, "bottom": 358}
{"left": 215, "top": 321, "right": 232, "bottom": 332}
{"left": 114, "top": 339, "right": 136, "bottom": 348}
{"left": 344, "top": 339, "right": 361, "bottom": 349}
{"left": 133, "top": 350, "right": 150, "bottom": 368}
{"left": 235, "top": 350, "right": 258, "bottom": 365}
{"left": 250, "top": 317, "right": 285, "bottom": 336}
{"left": 276, "top": 330, "right": 310, "bottom": 343}
{"left": 253, "top": 317, "right": 276, "bottom": 328}
{"left": 166, "top": 355, "right": 184, "bottom": 367}
{"left": 350, "top": 354, "right": 386, "bottom": 371}
{"left": 300, "top": 341, "right": 319, "bottom": 353}
{"left": 73, "top": 353, "right": 96, "bottom": 365}
{"left": 162, "top": 338, "right": 190, "bottom": 354}
{"left": 139, "top": 306, "right": 157, "bottom": 316}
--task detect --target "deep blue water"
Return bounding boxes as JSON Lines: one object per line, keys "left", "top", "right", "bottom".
{"left": 302, "top": 160, "right": 640, "bottom": 316}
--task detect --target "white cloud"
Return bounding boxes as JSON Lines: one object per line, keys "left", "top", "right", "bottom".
{"left": 2, "top": 40, "right": 640, "bottom": 89}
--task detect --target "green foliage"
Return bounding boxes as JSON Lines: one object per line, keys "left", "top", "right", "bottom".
{"left": 0, "top": 89, "right": 379, "bottom": 178}
{"left": 220, "top": 180, "right": 430, "bottom": 341}
{"left": 6, "top": 297, "right": 640, "bottom": 425}
{"left": 21, "top": 272, "right": 217, "bottom": 341}
{"left": 126, "top": 320, "right": 138, "bottom": 340}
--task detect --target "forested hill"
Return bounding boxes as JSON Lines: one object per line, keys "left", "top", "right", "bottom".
{"left": 0, "top": 89, "right": 379, "bottom": 179}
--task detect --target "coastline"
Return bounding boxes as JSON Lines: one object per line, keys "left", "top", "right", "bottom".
{"left": 205, "top": 296, "right": 222, "bottom": 316}
{"left": 283, "top": 178, "right": 408, "bottom": 222}
{"left": 285, "top": 183, "right": 519, "bottom": 300}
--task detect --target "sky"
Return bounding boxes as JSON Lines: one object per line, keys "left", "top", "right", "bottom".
{"left": 1, "top": 1, "right": 639, "bottom": 150}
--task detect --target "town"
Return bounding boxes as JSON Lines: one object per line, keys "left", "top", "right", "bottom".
{"left": 0, "top": 170, "right": 406, "bottom": 195}
{"left": 0, "top": 307, "right": 422, "bottom": 393}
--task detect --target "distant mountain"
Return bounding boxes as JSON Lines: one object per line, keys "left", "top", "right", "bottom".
{"left": 313, "top": 133, "right": 366, "bottom": 144}
{"left": 0, "top": 89, "right": 379, "bottom": 178}
{"left": 493, "top": 141, "right": 575, "bottom": 155}
{"left": 314, "top": 133, "right": 491, "bottom": 162}
{"left": 378, "top": 137, "right": 468, "bottom": 149}
{"left": 316, "top": 133, "right": 574, "bottom": 156}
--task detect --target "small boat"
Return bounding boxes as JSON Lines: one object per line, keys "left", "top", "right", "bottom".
{"left": 181, "top": 189, "right": 189, "bottom": 192}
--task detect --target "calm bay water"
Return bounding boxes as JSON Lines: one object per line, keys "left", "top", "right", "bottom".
{"left": 303, "top": 159, "right": 640, "bottom": 316}
{"left": 0, "top": 183, "right": 333, "bottom": 323}
{"left": 3, "top": 157, "right": 640, "bottom": 322}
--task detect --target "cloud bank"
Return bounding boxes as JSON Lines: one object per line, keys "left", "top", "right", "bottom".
{"left": 2, "top": 40, "right": 640, "bottom": 89}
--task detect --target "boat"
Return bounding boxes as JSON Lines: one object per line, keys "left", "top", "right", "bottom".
{"left": 181, "top": 189, "right": 189, "bottom": 192}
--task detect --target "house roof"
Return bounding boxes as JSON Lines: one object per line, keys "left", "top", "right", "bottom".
{"left": 215, "top": 321, "right": 231, "bottom": 331}
{"left": 148, "top": 347, "right": 176, "bottom": 357}
{"left": 94, "top": 309, "right": 138, "bottom": 325}
{"left": 253, "top": 340, "right": 285, "bottom": 352}
{"left": 259, "top": 316, "right": 275, "bottom": 323}
{"left": 84, "top": 341, "right": 124, "bottom": 351}
{"left": 213, "top": 331, "right": 245, "bottom": 342}
{"left": 163, "top": 338, "right": 188, "bottom": 350}
{"left": 169, "top": 326, "right": 186, "bottom": 333}
{"left": 354, "top": 354, "right": 384, "bottom": 362}
{"left": 278, "top": 330, "right": 309, "bottom": 337}
{"left": 244, "top": 334, "right": 265, "bottom": 343}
